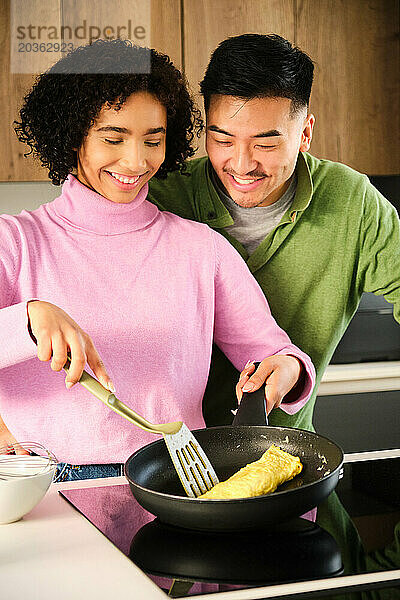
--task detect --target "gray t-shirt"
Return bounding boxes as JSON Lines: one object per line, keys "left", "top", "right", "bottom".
{"left": 211, "top": 168, "right": 297, "bottom": 254}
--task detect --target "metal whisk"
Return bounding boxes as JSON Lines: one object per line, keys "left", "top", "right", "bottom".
{"left": 0, "top": 442, "right": 57, "bottom": 480}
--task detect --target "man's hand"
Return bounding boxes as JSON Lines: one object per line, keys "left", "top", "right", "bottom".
{"left": 27, "top": 300, "right": 114, "bottom": 391}
{"left": 236, "top": 355, "right": 303, "bottom": 414}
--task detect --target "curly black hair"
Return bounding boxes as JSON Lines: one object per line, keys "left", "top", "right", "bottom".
{"left": 14, "top": 39, "right": 203, "bottom": 185}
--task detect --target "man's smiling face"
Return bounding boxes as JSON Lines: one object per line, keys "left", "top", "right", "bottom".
{"left": 205, "top": 95, "right": 314, "bottom": 207}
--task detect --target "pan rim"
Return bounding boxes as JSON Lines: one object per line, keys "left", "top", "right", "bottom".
{"left": 125, "top": 425, "right": 344, "bottom": 503}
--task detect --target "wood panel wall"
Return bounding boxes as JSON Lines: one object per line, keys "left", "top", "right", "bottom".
{"left": 183, "top": 0, "right": 399, "bottom": 173}
{"left": 0, "top": 0, "right": 181, "bottom": 181}
{"left": 0, "top": 0, "right": 62, "bottom": 181}
{"left": 296, "top": 0, "right": 399, "bottom": 175}
{"left": 0, "top": 0, "right": 398, "bottom": 180}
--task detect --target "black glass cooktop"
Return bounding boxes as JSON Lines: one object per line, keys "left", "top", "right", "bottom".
{"left": 60, "top": 455, "right": 400, "bottom": 599}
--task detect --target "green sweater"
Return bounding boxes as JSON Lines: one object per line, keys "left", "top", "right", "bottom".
{"left": 148, "top": 152, "right": 400, "bottom": 431}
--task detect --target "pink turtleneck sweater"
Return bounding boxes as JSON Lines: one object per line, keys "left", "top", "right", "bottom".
{"left": 0, "top": 176, "right": 315, "bottom": 463}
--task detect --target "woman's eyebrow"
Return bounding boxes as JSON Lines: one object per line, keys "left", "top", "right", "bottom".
{"left": 144, "top": 127, "right": 166, "bottom": 135}
{"left": 96, "top": 126, "right": 130, "bottom": 133}
{"left": 96, "top": 126, "right": 166, "bottom": 135}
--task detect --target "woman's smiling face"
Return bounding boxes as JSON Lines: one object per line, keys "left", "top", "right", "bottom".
{"left": 76, "top": 91, "right": 167, "bottom": 203}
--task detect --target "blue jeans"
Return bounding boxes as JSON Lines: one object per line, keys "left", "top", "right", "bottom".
{"left": 54, "top": 462, "right": 124, "bottom": 482}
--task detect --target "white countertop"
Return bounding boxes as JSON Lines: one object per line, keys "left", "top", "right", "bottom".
{"left": 2, "top": 461, "right": 400, "bottom": 600}
{"left": 0, "top": 477, "right": 166, "bottom": 600}
{"left": 319, "top": 361, "right": 400, "bottom": 395}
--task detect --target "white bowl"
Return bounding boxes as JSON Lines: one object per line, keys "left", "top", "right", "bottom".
{"left": 0, "top": 445, "right": 57, "bottom": 524}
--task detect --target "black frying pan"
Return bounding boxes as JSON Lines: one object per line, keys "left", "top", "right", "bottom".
{"left": 125, "top": 366, "right": 343, "bottom": 531}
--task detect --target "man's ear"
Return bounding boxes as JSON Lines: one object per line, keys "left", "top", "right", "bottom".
{"left": 299, "top": 113, "right": 315, "bottom": 153}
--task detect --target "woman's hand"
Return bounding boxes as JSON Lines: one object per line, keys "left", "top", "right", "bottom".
{"left": 236, "top": 356, "right": 303, "bottom": 414}
{"left": 27, "top": 300, "right": 114, "bottom": 391}
{"left": 0, "top": 415, "right": 29, "bottom": 454}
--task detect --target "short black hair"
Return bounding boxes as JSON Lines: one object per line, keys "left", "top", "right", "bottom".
{"left": 200, "top": 33, "right": 314, "bottom": 115}
{"left": 14, "top": 39, "right": 203, "bottom": 185}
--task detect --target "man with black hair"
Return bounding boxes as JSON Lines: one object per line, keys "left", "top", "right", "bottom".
{"left": 148, "top": 33, "right": 400, "bottom": 430}
{"left": 148, "top": 34, "right": 399, "bottom": 578}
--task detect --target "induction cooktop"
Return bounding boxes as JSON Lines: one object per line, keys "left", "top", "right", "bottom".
{"left": 60, "top": 453, "right": 400, "bottom": 598}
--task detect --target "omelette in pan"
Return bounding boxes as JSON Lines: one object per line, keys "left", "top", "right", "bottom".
{"left": 199, "top": 445, "right": 302, "bottom": 500}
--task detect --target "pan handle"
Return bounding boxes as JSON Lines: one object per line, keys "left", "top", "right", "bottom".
{"left": 232, "top": 362, "right": 268, "bottom": 426}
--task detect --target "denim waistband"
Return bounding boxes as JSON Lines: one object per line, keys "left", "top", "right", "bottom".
{"left": 54, "top": 462, "right": 124, "bottom": 482}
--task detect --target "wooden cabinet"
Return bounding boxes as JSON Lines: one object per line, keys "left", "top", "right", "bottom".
{"left": 296, "top": 0, "right": 399, "bottom": 175}
{"left": 183, "top": 0, "right": 399, "bottom": 173}
{"left": 0, "top": 0, "right": 181, "bottom": 181}
{"left": 0, "top": 0, "right": 398, "bottom": 181}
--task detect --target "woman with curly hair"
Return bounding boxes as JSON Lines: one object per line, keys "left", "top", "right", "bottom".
{"left": 0, "top": 39, "right": 314, "bottom": 480}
